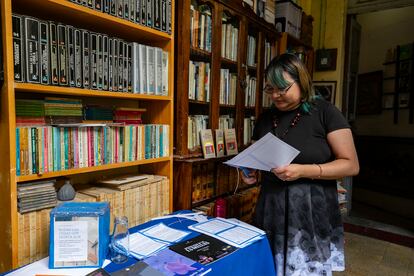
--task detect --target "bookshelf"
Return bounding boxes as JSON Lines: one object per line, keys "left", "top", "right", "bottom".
{"left": 173, "top": 0, "right": 277, "bottom": 215}
{"left": 0, "top": 0, "right": 174, "bottom": 271}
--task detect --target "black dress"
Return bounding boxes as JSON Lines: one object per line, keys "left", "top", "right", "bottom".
{"left": 252, "top": 99, "right": 349, "bottom": 276}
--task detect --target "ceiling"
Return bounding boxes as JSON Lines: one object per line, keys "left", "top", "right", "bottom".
{"left": 348, "top": 0, "right": 414, "bottom": 14}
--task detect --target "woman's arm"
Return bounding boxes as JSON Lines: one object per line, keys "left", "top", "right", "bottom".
{"left": 273, "top": 128, "right": 359, "bottom": 181}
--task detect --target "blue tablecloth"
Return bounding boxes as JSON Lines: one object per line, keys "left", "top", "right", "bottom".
{"left": 104, "top": 211, "right": 276, "bottom": 276}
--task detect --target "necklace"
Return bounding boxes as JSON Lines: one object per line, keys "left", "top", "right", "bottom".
{"left": 272, "top": 111, "right": 301, "bottom": 139}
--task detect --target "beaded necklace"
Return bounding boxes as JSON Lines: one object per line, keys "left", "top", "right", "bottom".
{"left": 272, "top": 110, "right": 301, "bottom": 139}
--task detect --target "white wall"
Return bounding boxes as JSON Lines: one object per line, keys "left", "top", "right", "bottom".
{"left": 355, "top": 6, "right": 414, "bottom": 137}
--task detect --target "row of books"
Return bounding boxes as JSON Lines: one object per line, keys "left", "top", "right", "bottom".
{"left": 219, "top": 114, "right": 235, "bottom": 130}
{"left": 243, "top": 116, "right": 255, "bottom": 145}
{"left": 247, "top": 35, "right": 257, "bottom": 67}
{"left": 188, "top": 61, "right": 211, "bottom": 102}
{"left": 69, "top": 0, "right": 172, "bottom": 34}
{"left": 264, "top": 39, "right": 276, "bottom": 67}
{"left": 245, "top": 75, "right": 257, "bottom": 107}
{"left": 262, "top": 90, "right": 273, "bottom": 108}
{"left": 17, "top": 174, "right": 169, "bottom": 267}
{"left": 190, "top": 4, "right": 212, "bottom": 52}
{"left": 220, "top": 69, "right": 237, "bottom": 105}
{"left": 16, "top": 124, "right": 169, "bottom": 176}
{"left": 221, "top": 19, "right": 239, "bottom": 61}
{"left": 187, "top": 115, "right": 209, "bottom": 150}
{"left": 12, "top": 14, "right": 169, "bottom": 95}
{"left": 200, "top": 128, "right": 238, "bottom": 159}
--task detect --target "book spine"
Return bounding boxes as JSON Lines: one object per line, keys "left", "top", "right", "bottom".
{"left": 129, "top": 0, "right": 135, "bottom": 22}
{"left": 12, "top": 14, "right": 25, "bottom": 82}
{"left": 97, "top": 34, "right": 103, "bottom": 90}
{"left": 49, "top": 22, "right": 59, "bottom": 85}
{"left": 74, "top": 29, "right": 82, "bottom": 87}
{"left": 16, "top": 128, "right": 20, "bottom": 176}
{"left": 123, "top": 42, "right": 129, "bottom": 92}
{"left": 39, "top": 21, "right": 50, "bottom": 85}
{"left": 110, "top": 0, "right": 117, "bottom": 16}
{"left": 90, "top": 33, "right": 98, "bottom": 89}
{"left": 67, "top": 26, "right": 76, "bottom": 87}
{"left": 146, "top": 0, "right": 152, "bottom": 27}
{"left": 113, "top": 38, "right": 119, "bottom": 91}
{"left": 102, "top": 35, "right": 109, "bottom": 91}
{"left": 25, "top": 17, "right": 40, "bottom": 83}
{"left": 95, "top": 0, "right": 103, "bottom": 11}
{"left": 124, "top": 0, "right": 129, "bottom": 19}
{"left": 108, "top": 38, "right": 113, "bottom": 91}
{"left": 57, "top": 24, "right": 68, "bottom": 86}
{"left": 161, "top": 0, "right": 167, "bottom": 32}
{"left": 117, "top": 0, "right": 123, "bottom": 18}
{"left": 104, "top": 0, "right": 110, "bottom": 13}
{"left": 167, "top": 0, "right": 171, "bottom": 34}
{"left": 155, "top": 47, "right": 162, "bottom": 95}
{"left": 118, "top": 40, "right": 124, "bottom": 91}
{"left": 135, "top": 0, "right": 141, "bottom": 24}
{"left": 161, "top": 50, "right": 168, "bottom": 95}
{"left": 141, "top": 0, "right": 146, "bottom": 25}
{"left": 82, "top": 30, "right": 90, "bottom": 88}
{"left": 146, "top": 46, "right": 155, "bottom": 94}
{"left": 154, "top": 0, "right": 161, "bottom": 30}
{"left": 131, "top": 43, "right": 139, "bottom": 93}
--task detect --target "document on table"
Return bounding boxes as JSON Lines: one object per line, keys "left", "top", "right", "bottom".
{"left": 140, "top": 222, "right": 190, "bottom": 243}
{"left": 129, "top": 232, "right": 169, "bottom": 259}
{"left": 189, "top": 218, "right": 266, "bottom": 248}
{"left": 224, "top": 132, "right": 300, "bottom": 171}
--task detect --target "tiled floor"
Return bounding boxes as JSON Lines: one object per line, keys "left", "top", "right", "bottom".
{"left": 334, "top": 232, "right": 414, "bottom": 276}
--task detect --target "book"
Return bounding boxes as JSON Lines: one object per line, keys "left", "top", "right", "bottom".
{"left": 200, "top": 129, "right": 215, "bottom": 159}
{"left": 144, "top": 249, "right": 208, "bottom": 276}
{"left": 224, "top": 128, "right": 238, "bottom": 155}
{"left": 215, "top": 129, "right": 225, "bottom": 157}
{"left": 12, "top": 14, "right": 25, "bottom": 82}
{"left": 24, "top": 16, "right": 40, "bottom": 83}
{"left": 169, "top": 234, "right": 237, "bottom": 265}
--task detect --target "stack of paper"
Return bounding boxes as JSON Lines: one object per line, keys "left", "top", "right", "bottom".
{"left": 188, "top": 217, "right": 266, "bottom": 248}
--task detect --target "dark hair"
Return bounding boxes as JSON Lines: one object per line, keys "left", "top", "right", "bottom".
{"left": 265, "top": 53, "right": 315, "bottom": 113}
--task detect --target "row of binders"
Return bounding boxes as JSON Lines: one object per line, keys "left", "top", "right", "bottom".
{"left": 12, "top": 14, "right": 169, "bottom": 95}
{"left": 69, "top": 0, "right": 172, "bottom": 34}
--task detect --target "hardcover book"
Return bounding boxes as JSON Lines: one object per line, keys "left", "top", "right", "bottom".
{"left": 169, "top": 234, "right": 237, "bottom": 265}
{"left": 200, "top": 129, "right": 215, "bottom": 159}
{"left": 12, "top": 14, "right": 25, "bottom": 82}
{"left": 49, "top": 22, "right": 59, "bottom": 85}
{"left": 25, "top": 16, "right": 40, "bottom": 83}
{"left": 215, "top": 129, "right": 225, "bottom": 157}
{"left": 224, "top": 128, "right": 238, "bottom": 155}
{"left": 57, "top": 24, "right": 68, "bottom": 86}
{"left": 39, "top": 21, "right": 50, "bottom": 84}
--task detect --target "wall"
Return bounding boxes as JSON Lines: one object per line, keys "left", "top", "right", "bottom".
{"left": 354, "top": 6, "right": 414, "bottom": 137}
{"left": 300, "top": 0, "right": 348, "bottom": 109}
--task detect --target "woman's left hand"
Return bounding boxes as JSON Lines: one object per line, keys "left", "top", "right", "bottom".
{"left": 271, "top": 164, "right": 303, "bottom": 181}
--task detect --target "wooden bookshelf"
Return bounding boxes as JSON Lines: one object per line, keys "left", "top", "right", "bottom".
{"left": 173, "top": 0, "right": 278, "bottom": 213}
{"left": 0, "top": 0, "right": 175, "bottom": 271}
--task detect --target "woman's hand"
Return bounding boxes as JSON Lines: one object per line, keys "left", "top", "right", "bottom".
{"left": 240, "top": 168, "right": 258, "bottom": 185}
{"left": 271, "top": 164, "right": 303, "bottom": 181}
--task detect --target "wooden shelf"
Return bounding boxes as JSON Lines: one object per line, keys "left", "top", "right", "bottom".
{"left": 13, "top": 0, "right": 171, "bottom": 44}
{"left": 15, "top": 83, "right": 172, "bottom": 101}
{"left": 189, "top": 99, "right": 210, "bottom": 105}
{"left": 219, "top": 104, "right": 236, "bottom": 108}
{"left": 16, "top": 156, "right": 171, "bottom": 182}
{"left": 190, "top": 47, "right": 212, "bottom": 61}
{"left": 221, "top": 57, "right": 238, "bottom": 68}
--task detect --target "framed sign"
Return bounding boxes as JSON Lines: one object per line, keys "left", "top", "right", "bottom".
{"left": 315, "top": 48, "right": 338, "bottom": 71}
{"left": 313, "top": 81, "right": 337, "bottom": 104}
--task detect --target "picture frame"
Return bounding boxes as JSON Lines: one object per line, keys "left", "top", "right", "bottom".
{"left": 313, "top": 81, "right": 337, "bottom": 104}
{"left": 315, "top": 48, "right": 338, "bottom": 71}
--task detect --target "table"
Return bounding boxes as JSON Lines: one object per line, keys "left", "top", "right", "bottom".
{"left": 105, "top": 211, "right": 276, "bottom": 275}
{"left": 4, "top": 211, "right": 276, "bottom": 276}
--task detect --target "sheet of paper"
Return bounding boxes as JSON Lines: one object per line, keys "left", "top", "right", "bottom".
{"left": 217, "top": 226, "right": 261, "bottom": 245}
{"left": 6, "top": 257, "right": 110, "bottom": 276}
{"left": 191, "top": 218, "right": 234, "bottom": 234}
{"left": 224, "top": 132, "right": 300, "bottom": 171}
{"left": 129, "top": 232, "right": 169, "bottom": 258}
{"left": 54, "top": 220, "right": 88, "bottom": 262}
{"left": 140, "top": 223, "right": 190, "bottom": 243}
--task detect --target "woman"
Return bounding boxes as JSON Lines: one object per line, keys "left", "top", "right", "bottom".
{"left": 242, "top": 54, "right": 359, "bottom": 276}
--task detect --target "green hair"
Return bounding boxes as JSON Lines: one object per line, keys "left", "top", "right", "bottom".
{"left": 265, "top": 53, "right": 316, "bottom": 114}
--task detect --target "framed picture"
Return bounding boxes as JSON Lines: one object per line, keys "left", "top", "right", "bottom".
{"left": 356, "top": 71, "right": 383, "bottom": 115}
{"left": 313, "top": 81, "right": 337, "bottom": 104}
{"left": 315, "top": 48, "right": 338, "bottom": 71}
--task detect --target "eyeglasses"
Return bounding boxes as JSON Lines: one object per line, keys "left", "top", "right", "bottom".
{"left": 263, "top": 82, "right": 295, "bottom": 95}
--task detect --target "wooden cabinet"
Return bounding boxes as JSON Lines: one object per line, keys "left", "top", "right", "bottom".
{"left": 0, "top": 0, "right": 174, "bottom": 270}
{"left": 173, "top": 0, "right": 277, "bottom": 214}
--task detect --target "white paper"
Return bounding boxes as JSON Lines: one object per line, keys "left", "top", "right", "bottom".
{"left": 224, "top": 132, "right": 300, "bottom": 171}
{"left": 54, "top": 220, "right": 88, "bottom": 262}
{"left": 5, "top": 257, "right": 110, "bottom": 276}
{"left": 140, "top": 223, "right": 190, "bottom": 243}
{"left": 217, "top": 226, "right": 261, "bottom": 245}
{"left": 188, "top": 218, "right": 265, "bottom": 248}
{"left": 129, "top": 232, "right": 169, "bottom": 258}
{"left": 191, "top": 218, "right": 234, "bottom": 234}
